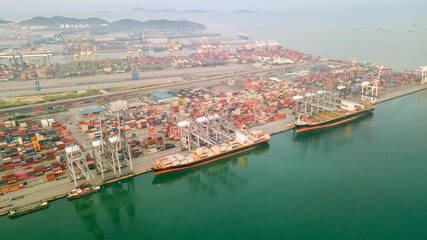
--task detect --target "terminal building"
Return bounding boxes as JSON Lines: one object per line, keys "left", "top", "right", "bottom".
{"left": 151, "top": 92, "right": 179, "bottom": 103}
{"left": 79, "top": 108, "right": 103, "bottom": 116}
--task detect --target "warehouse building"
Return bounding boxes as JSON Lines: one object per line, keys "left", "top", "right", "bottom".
{"left": 151, "top": 92, "right": 179, "bottom": 103}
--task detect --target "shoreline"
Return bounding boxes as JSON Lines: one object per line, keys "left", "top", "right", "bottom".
{"left": 0, "top": 83, "right": 426, "bottom": 216}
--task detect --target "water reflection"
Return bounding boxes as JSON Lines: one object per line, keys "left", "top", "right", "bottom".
{"left": 99, "top": 178, "right": 136, "bottom": 231}
{"left": 293, "top": 113, "right": 374, "bottom": 153}
{"left": 152, "top": 144, "right": 270, "bottom": 196}
{"left": 72, "top": 196, "right": 105, "bottom": 240}
{"left": 342, "top": 125, "right": 353, "bottom": 138}
{"left": 73, "top": 178, "right": 136, "bottom": 239}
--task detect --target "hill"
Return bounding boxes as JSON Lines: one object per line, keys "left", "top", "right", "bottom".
{"left": 16, "top": 16, "right": 205, "bottom": 32}
{"left": 0, "top": 19, "right": 12, "bottom": 24}
{"left": 130, "top": 8, "right": 215, "bottom": 13}
{"left": 233, "top": 10, "right": 259, "bottom": 13}
{"left": 18, "top": 16, "right": 108, "bottom": 28}
{"left": 110, "top": 19, "right": 206, "bottom": 31}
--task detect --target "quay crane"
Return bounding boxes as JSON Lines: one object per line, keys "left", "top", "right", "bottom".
{"left": 66, "top": 144, "right": 95, "bottom": 187}
{"left": 107, "top": 100, "right": 133, "bottom": 177}
{"left": 79, "top": 42, "right": 86, "bottom": 62}
{"left": 421, "top": 66, "right": 427, "bottom": 84}
{"left": 178, "top": 114, "right": 238, "bottom": 152}
{"left": 360, "top": 66, "right": 384, "bottom": 103}
{"left": 89, "top": 100, "right": 134, "bottom": 180}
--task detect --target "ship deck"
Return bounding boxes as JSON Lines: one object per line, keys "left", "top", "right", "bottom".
{"left": 158, "top": 142, "right": 247, "bottom": 169}
{"left": 300, "top": 104, "right": 374, "bottom": 125}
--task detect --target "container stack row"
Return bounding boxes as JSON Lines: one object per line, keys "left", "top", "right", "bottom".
{"left": 0, "top": 117, "right": 74, "bottom": 193}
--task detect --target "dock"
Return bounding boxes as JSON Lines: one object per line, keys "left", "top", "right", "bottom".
{"left": 1, "top": 44, "right": 426, "bottom": 216}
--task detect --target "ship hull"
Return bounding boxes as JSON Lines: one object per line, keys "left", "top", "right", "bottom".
{"left": 8, "top": 205, "right": 48, "bottom": 217}
{"left": 295, "top": 107, "right": 374, "bottom": 134}
{"left": 152, "top": 141, "right": 268, "bottom": 175}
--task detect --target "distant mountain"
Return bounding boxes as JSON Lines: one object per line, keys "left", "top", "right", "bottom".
{"left": 146, "top": 20, "right": 205, "bottom": 30}
{"left": 130, "top": 8, "right": 216, "bottom": 13}
{"left": 0, "top": 19, "right": 12, "bottom": 24}
{"left": 130, "top": 7, "right": 149, "bottom": 12}
{"left": 18, "top": 16, "right": 108, "bottom": 28}
{"left": 130, "top": 8, "right": 177, "bottom": 13}
{"left": 110, "top": 19, "right": 144, "bottom": 30}
{"left": 110, "top": 19, "right": 206, "bottom": 31}
{"left": 183, "top": 9, "right": 216, "bottom": 13}
{"left": 15, "top": 16, "right": 205, "bottom": 32}
{"left": 233, "top": 10, "right": 258, "bottom": 13}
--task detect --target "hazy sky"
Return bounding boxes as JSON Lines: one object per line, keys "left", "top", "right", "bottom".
{"left": 2, "top": 0, "right": 425, "bottom": 12}
{"left": 0, "top": 0, "right": 425, "bottom": 22}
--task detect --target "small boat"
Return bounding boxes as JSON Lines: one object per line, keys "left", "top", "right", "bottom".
{"left": 8, "top": 200, "right": 48, "bottom": 217}
{"left": 67, "top": 185, "right": 101, "bottom": 199}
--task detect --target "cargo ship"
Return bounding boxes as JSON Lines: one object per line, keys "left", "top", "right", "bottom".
{"left": 8, "top": 200, "right": 48, "bottom": 217}
{"left": 151, "top": 131, "right": 270, "bottom": 175}
{"left": 295, "top": 100, "right": 375, "bottom": 134}
{"left": 67, "top": 184, "right": 101, "bottom": 199}
{"left": 237, "top": 33, "right": 249, "bottom": 40}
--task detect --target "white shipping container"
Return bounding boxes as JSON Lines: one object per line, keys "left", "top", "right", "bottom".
{"left": 172, "top": 160, "right": 180, "bottom": 166}
{"left": 88, "top": 133, "right": 95, "bottom": 139}
{"left": 41, "top": 119, "right": 49, "bottom": 128}
{"left": 196, "top": 148, "right": 204, "bottom": 155}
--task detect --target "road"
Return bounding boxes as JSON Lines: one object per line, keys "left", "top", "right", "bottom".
{"left": 0, "top": 61, "right": 324, "bottom": 116}
{"left": 0, "top": 64, "right": 253, "bottom": 97}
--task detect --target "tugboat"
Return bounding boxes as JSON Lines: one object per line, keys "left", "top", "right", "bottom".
{"left": 8, "top": 200, "right": 48, "bottom": 217}
{"left": 67, "top": 182, "right": 101, "bottom": 199}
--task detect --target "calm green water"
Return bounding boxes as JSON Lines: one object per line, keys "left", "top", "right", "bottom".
{"left": 1, "top": 90, "right": 426, "bottom": 239}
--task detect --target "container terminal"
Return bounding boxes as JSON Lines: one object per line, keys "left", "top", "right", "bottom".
{"left": 0, "top": 39, "right": 426, "bottom": 217}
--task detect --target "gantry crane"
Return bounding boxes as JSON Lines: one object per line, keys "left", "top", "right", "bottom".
{"left": 74, "top": 44, "right": 80, "bottom": 62}
{"left": 93, "top": 46, "right": 99, "bottom": 61}
{"left": 173, "top": 39, "right": 181, "bottom": 57}
{"left": 80, "top": 41, "right": 86, "bottom": 61}
{"left": 66, "top": 144, "right": 94, "bottom": 187}
{"left": 421, "top": 66, "right": 427, "bottom": 84}
{"left": 31, "top": 137, "right": 41, "bottom": 152}
{"left": 106, "top": 100, "right": 133, "bottom": 176}
{"left": 85, "top": 42, "right": 92, "bottom": 61}
{"left": 361, "top": 66, "right": 384, "bottom": 103}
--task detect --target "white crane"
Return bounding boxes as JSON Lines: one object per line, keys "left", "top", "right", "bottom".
{"left": 361, "top": 66, "right": 384, "bottom": 103}
{"left": 420, "top": 66, "right": 427, "bottom": 84}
